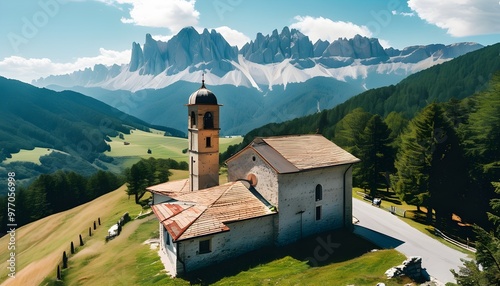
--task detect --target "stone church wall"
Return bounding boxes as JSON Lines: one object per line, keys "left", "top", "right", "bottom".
{"left": 178, "top": 215, "right": 275, "bottom": 274}
{"left": 275, "top": 165, "right": 354, "bottom": 245}
{"left": 227, "top": 149, "right": 279, "bottom": 206}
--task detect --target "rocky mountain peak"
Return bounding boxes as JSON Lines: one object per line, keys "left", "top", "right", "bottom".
{"left": 240, "top": 26, "right": 314, "bottom": 64}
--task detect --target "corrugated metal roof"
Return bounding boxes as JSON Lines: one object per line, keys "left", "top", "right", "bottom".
{"left": 151, "top": 181, "right": 276, "bottom": 241}
{"left": 227, "top": 134, "right": 360, "bottom": 173}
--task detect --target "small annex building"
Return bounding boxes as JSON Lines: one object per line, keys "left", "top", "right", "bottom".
{"left": 148, "top": 79, "right": 360, "bottom": 276}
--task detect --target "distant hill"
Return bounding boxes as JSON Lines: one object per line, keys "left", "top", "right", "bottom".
{"left": 47, "top": 76, "right": 364, "bottom": 136}
{"left": 233, "top": 42, "right": 500, "bottom": 149}
{"left": 0, "top": 77, "right": 184, "bottom": 185}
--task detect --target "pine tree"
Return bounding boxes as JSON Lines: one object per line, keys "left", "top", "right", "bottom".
{"left": 452, "top": 181, "right": 500, "bottom": 285}
{"left": 393, "top": 103, "right": 463, "bottom": 223}
{"left": 356, "top": 115, "right": 395, "bottom": 197}
{"left": 333, "top": 108, "right": 372, "bottom": 150}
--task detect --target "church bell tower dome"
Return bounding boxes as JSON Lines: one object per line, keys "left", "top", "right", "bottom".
{"left": 188, "top": 80, "right": 218, "bottom": 105}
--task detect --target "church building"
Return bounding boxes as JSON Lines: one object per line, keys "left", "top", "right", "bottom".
{"left": 148, "top": 80, "right": 360, "bottom": 276}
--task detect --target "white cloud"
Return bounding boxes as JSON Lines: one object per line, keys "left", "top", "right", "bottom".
{"left": 151, "top": 34, "right": 174, "bottom": 42}
{"left": 392, "top": 10, "right": 414, "bottom": 17}
{"left": 212, "top": 26, "right": 250, "bottom": 48}
{"left": 0, "top": 48, "right": 130, "bottom": 83}
{"left": 408, "top": 0, "right": 500, "bottom": 37}
{"left": 378, "top": 39, "right": 391, "bottom": 49}
{"left": 290, "top": 16, "right": 373, "bottom": 43}
{"left": 112, "top": 0, "right": 199, "bottom": 33}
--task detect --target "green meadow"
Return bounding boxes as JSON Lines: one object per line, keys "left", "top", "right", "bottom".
{"left": 3, "top": 130, "right": 243, "bottom": 170}
{"left": 3, "top": 147, "right": 68, "bottom": 165}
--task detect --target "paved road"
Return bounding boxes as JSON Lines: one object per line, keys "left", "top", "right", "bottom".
{"left": 352, "top": 199, "right": 469, "bottom": 284}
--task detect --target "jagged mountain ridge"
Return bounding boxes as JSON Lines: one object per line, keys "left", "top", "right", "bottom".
{"left": 33, "top": 26, "right": 483, "bottom": 91}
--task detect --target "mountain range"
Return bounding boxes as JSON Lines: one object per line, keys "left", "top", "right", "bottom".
{"left": 33, "top": 26, "right": 483, "bottom": 92}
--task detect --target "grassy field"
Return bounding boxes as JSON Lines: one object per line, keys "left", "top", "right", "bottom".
{"left": 1, "top": 130, "right": 242, "bottom": 170}
{"left": 107, "top": 130, "right": 242, "bottom": 162}
{"left": 0, "top": 184, "right": 144, "bottom": 286}
{"left": 3, "top": 148, "right": 68, "bottom": 165}
{"left": 44, "top": 211, "right": 407, "bottom": 286}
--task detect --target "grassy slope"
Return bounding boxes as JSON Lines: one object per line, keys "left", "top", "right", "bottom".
{"left": 0, "top": 185, "right": 144, "bottom": 286}
{"left": 2, "top": 131, "right": 242, "bottom": 170}
{"left": 53, "top": 216, "right": 406, "bottom": 286}
{"left": 3, "top": 148, "right": 60, "bottom": 165}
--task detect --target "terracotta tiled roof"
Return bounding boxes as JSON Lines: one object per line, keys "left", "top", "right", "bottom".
{"left": 151, "top": 181, "right": 276, "bottom": 241}
{"left": 146, "top": 179, "right": 190, "bottom": 198}
{"left": 227, "top": 134, "right": 360, "bottom": 173}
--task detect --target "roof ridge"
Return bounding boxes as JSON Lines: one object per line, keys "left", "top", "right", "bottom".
{"left": 171, "top": 182, "right": 236, "bottom": 241}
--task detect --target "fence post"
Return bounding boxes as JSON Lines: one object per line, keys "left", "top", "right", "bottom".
{"left": 70, "top": 241, "right": 75, "bottom": 254}
{"left": 57, "top": 264, "right": 61, "bottom": 280}
{"left": 62, "top": 251, "right": 68, "bottom": 269}
{"left": 94, "top": 221, "right": 97, "bottom": 230}
{"left": 98, "top": 217, "right": 101, "bottom": 225}
{"left": 89, "top": 227, "right": 92, "bottom": 237}
{"left": 79, "top": 234, "right": 84, "bottom": 246}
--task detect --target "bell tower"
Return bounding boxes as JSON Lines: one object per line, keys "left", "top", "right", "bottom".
{"left": 187, "top": 77, "right": 221, "bottom": 191}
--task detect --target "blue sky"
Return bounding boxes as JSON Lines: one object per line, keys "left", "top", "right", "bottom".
{"left": 1, "top": 0, "right": 499, "bottom": 83}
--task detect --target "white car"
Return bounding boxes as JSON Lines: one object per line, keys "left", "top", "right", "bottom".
{"left": 108, "top": 224, "right": 119, "bottom": 237}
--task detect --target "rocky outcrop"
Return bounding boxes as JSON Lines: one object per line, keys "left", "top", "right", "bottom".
{"left": 385, "top": 256, "right": 427, "bottom": 282}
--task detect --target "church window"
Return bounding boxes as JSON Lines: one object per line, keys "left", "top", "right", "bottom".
{"left": 199, "top": 239, "right": 211, "bottom": 254}
{"left": 315, "top": 184, "right": 323, "bottom": 201}
{"left": 206, "top": 136, "right": 212, "bottom": 147}
{"left": 203, "top": 112, "right": 214, "bottom": 129}
{"left": 164, "top": 226, "right": 171, "bottom": 246}
{"left": 190, "top": 111, "right": 196, "bottom": 128}
{"left": 316, "top": 206, "right": 322, "bottom": 221}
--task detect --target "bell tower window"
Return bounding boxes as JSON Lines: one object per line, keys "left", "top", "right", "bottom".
{"left": 190, "top": 111, "right": 196, "bottom": 128}
{"left": 206, "top": 137, "right": 212, "bottom": 148}
{"left": 203, "top": 112, "right": 214, "bottom": 129}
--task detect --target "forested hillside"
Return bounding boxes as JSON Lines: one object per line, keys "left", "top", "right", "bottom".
{"left": 0, "top": 77, "right": 183, "bottom": 162}
{"left": 226, "top": 42, "right": 500, "bottom": 150}
{"left": 222, "top": 43, "right": 500, "bottom": 229}
{"left": 0, "top": 77, "right": 185, "bottom": 189}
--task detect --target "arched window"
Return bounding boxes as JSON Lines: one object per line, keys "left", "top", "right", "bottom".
{"left": 190, "top": 111, "right": 196, "bottom": 128}
{"left": 315, "top": 184, "right": 322, "bottom": 201}
{"left": 203, "top": 112, "right": 214, "bottom": 129}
